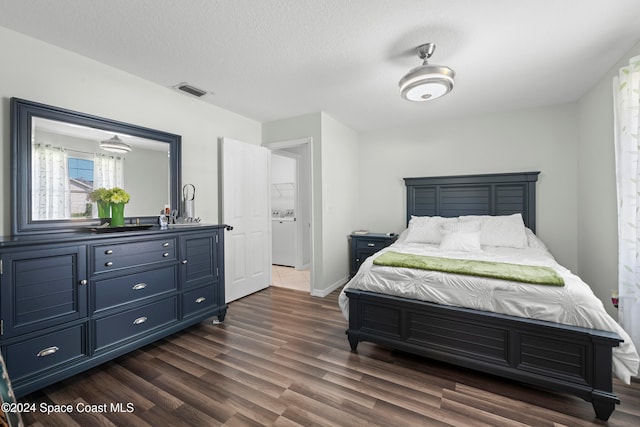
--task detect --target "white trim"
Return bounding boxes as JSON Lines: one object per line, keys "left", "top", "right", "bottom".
{"left": 311, "top": 276, "right": 348, "bottom": 297}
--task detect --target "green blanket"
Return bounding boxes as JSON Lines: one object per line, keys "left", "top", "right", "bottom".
{"left": 373, "top": 251, "right": 564, "bottom": 286}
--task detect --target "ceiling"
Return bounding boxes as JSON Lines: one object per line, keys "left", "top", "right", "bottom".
{"left": 1, "top": 0, "right": 639, "bottom": 132}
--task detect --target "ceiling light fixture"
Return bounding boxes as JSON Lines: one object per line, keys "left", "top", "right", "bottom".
{"left": 100, "top": 135, "right": 131, "bottom": 153}
{"left": 399, "top": 43, "right": 455, "bottom": 102}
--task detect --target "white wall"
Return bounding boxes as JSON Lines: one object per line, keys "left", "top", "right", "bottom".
{"left": 357, "top": 105, "right": 579, "bottom": 271}
{"left": 0, "top": 26, "right": 261, "bottom": 235}
{"left": 320, "top": 112, "right": 359, "bottom": 293}
{"left": 271, "top": 153, "right": 295, "bottom": 211}
{"left": 271, "top": 153, "right": 295, "bottom": 184}
{"left": 577, "top": 39, "right": 640, "bottom": 317}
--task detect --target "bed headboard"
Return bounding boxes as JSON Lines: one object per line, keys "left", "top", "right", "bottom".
{"left": 404, "top": 171, "right": 540, "bottom": 232}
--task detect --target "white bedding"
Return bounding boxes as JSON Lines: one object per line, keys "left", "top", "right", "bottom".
{"left": 339, "top": 232, "right": 640, "bottom": 384}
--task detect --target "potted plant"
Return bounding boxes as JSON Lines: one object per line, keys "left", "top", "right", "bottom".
{"left": 104, "top": 187, "right": 131, "bottom": 227}
{"left": 88, "top": 187, "right": 111, "bottom": 224}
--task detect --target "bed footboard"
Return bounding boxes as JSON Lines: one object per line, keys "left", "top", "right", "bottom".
{"left": 345, "top": 289, "right": 623, "bottom": 421}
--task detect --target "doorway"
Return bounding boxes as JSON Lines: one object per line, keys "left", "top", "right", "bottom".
{"left": 264, "top": 138, "right": 313, "bottom": 293}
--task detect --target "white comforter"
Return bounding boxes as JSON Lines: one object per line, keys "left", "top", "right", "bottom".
{"left": 338, "top": 239, "right": 640, "bottom": 384}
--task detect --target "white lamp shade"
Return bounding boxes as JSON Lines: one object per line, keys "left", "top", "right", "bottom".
{"left": 100, "top": 135, "right": 131, "bottom": 153}
{"left": 399, "top": 65, "right": 455, "bottom": 102}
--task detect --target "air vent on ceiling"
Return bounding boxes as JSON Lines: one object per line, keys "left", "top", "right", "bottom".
{"left": 174, "top": 83, "right": 208, "bottom": 98}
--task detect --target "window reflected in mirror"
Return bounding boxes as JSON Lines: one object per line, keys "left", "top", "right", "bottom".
{"left": 31, "top": 117, "right": 171, "bottom": 221}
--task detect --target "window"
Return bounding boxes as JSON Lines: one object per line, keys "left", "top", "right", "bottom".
{"left": 68, "top": 157, "right": 94, "bottom": 217}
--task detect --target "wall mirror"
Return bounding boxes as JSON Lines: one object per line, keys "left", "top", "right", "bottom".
{"left": 11, "top": 98, "right": 181, "bottom": 235}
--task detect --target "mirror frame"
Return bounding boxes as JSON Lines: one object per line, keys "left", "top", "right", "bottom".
{"left": 10, "top": 97, "right": 182, "bottom": 235}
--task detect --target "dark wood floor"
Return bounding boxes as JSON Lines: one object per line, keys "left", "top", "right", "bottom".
{"left": 20, "top": 287, "right": 640, "bottom": 426}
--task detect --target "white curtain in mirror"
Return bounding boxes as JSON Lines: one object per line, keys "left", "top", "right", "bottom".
{"left": 93, "top": 154, "right": 124, "bottom": 189}
{"left": 613, "top": 54, "right": 640, "bottom": 355}
{"left": 32, "top": 144, "right": 71, "bottom": 220}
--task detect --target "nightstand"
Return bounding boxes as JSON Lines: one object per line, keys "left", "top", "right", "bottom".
{"left": 349, "top": 233, "right": 398, "bottom": 277}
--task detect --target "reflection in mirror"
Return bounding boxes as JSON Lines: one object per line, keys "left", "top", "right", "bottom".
{"left": 31, "top": 118, "right": 170, "bottom": 221}
{"left": 11, "top": 97, "right": 181, "bottom": 235}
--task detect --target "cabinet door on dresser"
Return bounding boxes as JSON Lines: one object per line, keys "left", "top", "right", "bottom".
{"left": 179, "top": 230, "right": 219, "bottom": 289}
{"left": 179, "top": 229, "right": 226, "bottom": 321}
{"left": 0, "top": 245, "right": 88, "bottom": 339}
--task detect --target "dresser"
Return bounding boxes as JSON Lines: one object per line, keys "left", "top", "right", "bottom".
{"left": 0, "top": 225, "right": 227, "bottom": 398}
{"left": 349, "top": 233, "right": 398, "bottom": 277}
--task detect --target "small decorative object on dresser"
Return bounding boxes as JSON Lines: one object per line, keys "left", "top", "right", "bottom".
{"left": 349, "top": 232, "right": 398, "bottom": 277}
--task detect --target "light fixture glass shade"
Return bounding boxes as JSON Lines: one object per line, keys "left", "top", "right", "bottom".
{"left": 399, "top": 64, "right": 455, "bottom": 102}
{"left": 100, "top": 135, "right": 131, "bottom": 153}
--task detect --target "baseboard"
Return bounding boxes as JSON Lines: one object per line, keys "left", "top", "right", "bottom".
{"left": 311, "top": 276, "right": 348, "bottom": 297}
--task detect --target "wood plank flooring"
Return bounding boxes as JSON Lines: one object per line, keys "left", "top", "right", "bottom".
{"left": 20, "top": 287, "right": 640, "bottom": 426}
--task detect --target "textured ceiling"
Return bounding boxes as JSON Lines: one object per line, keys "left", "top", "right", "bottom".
{"left": 1, "top": 0, "right": 639, "bottom": 132}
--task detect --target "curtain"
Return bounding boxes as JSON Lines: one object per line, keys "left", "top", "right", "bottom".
{"left": 93, "top": 153, "right": 124, "bottom": 190}
{"left": 613, "top": 55, "right": 640, "bottom": 353}
{"left": 32, "top": 144, "right": 71, "bottom": 220}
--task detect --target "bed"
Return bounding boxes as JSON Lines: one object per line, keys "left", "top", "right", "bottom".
{"left": 339, "top": 171, "right": 639, "bottom": 421}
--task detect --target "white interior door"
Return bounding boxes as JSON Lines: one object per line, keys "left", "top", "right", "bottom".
{"left": 221, "top": 137, "right": 270, "bottom": 302}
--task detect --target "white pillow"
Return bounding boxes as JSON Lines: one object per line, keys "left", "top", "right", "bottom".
{"left": 440, "top": 220, "right": 481, "bottom": 234}
{"left": 404, "top": 216, "right": 457, "bottom": 244}
{"left": 525, "top": 228, "right": 550, "bottom": 252}
{"left": 439, "top": 231, "right": 482, "bottom": 252}
{"left": 460, "top": 213, "right": 527, "bottom": 248}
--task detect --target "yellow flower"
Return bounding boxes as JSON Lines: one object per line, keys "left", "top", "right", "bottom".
{"left": 105, "top": 187, "right": 131, "bottom": 204}
{"left": 88, "top": 187, "right": 109, "bottom": 202}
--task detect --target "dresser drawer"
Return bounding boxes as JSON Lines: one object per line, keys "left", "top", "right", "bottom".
{"left": 93, "top": 238, "right": 177, "bottom": 273}
{"left": 182, "top": 285, "right": 216, "bottom": 318}
{"left": 5, "top": 324, "right": 88, "bottom": 381}
{"left": 94, "top": 297, "right": 178, "bottom": 351}
{"left": 93, "top": 266, "right": 178, "bottom": 313}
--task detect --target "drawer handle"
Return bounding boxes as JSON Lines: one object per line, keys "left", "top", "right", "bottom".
{"left": 105, "top": 249, "right": 113, "bottom": 254}
{"left": 181, "top": 259, "right": 188, "bottom": 264}
{"left": 105, "top": 261, "right": 113, "bottom": 267}
{"left": 37, "top": 346, "right": 59, "bottom": 357}
{"left": 195, "top": 297, "right": 206, "bottom": 304}
{"left": 367, "top": 243, "right": 375, "bottom": 247}
{"left": 163, "top": 242, "right": 170, "bottom": 247}
{"left": 133, "top": 316, "right": 147, "bottom": 325}
{"left": 163, "top": 252, "right": 170, "bottom": 257}
{"left": 79, "top": 279, "right": 88, "bottom": 285}
{"left": 132, "top": 283, "right": 147, "bottom": 290}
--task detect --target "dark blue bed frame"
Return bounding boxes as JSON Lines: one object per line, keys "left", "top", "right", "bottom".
{"left": 345, "top": 171, "right": 622, "bottom": 421}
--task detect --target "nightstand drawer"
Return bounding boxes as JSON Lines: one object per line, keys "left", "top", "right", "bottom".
{"left": 93, "top": 238, "right": 177, "bottom": 273}
{"left": 93, "top": 266, "right": 178, "bottom": 312}
{"left": 5, "top": 324, "right": 88, "bottom": 381}
{"left": 349, "top": 233, "right": 398, "bottom": 277}
{"left": 94, "top": 297, "right": 178, "bottom": 351}
{"left": 355, "top": 239, "right": 389, "bottom": 251}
